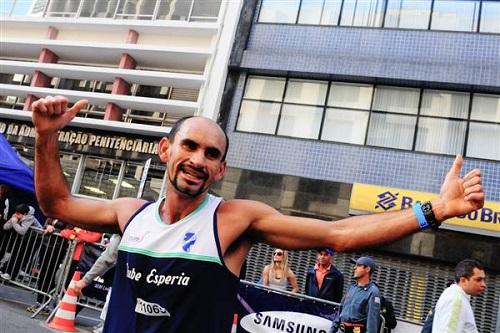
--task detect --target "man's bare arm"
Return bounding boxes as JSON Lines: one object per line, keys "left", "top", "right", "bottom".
{"left": 240, "top": 155, "right": 484, "bottom": 252}
{"left": 32, "top": 96, "right": 143, "bottom": 233}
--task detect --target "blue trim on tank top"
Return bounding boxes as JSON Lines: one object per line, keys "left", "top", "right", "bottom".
{"left": 212, "top": 201, "right": 240, "bottom": 279}
{"left": 122, "top": 200, "right": 154, "bottom": 233}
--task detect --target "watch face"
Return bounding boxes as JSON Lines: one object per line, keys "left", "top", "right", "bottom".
{"left": 421, "top": 202, "right": 432, "bottom": 215}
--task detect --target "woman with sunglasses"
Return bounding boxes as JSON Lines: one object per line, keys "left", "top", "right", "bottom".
{"left": 262, "top": 249, "right": 299, "bottom": 292}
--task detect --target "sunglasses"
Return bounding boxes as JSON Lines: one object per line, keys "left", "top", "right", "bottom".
{"left": 273, "top": 252, "right": 284, "bottom": 256}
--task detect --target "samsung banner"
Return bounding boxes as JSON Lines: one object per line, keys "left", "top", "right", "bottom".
{"left": 237, "top": 282, "right": 338, "bottom": 333}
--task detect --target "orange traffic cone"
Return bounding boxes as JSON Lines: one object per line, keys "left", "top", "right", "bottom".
{"left": 231, "top": 313, "right": 238, "bottom": 333}
{"left": 47, "top": 271, "right": 80, "bottom": 332}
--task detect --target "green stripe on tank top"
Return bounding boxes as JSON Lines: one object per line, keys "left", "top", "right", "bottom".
{"left": 118, "top": 245, "right": 222, "bottom": 265}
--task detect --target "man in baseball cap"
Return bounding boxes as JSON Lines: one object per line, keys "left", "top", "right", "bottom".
{"left": 329, "top": 256, "right": 381, "bottom": 333}
{"left": 305, "top": 248, "right": 344, "bottom": 302}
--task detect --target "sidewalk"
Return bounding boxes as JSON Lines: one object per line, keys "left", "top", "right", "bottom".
{"left": 0, "top": 283, "right": 100, "bottom": 333}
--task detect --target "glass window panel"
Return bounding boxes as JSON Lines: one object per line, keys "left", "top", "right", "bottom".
{"left": 298, "top": 0, "right": 324, "bottom": 24}
{"left": 60, "top": 153, "right": 81, "bottom": 190}
{"left": 384, "top": 0, "right": 431, "bottom": 29}
{"left": 191, "top": 0, "right": 221, "bottom": 21}
{"left": 46, "top": 0, "right": 82, "bottom": 16}
{"left": 116, "top": 0, "right": 155, "bottom": 18}
{"left": 77, "top": 157, "right": 122, "bottom": 199}
{"left": 321, "top": 108, "right": 369, "bottom": 144}
{"left": 471, "top": 94, "right": 500, "bottom": 122}
{"left": 420, "top": 90, "right": 469, "bottom": 119}
{"left": 30, "top": 0, "right": 48, "bottom": 16}
{"left": 340, "top": 0, "right": 384, "bottom": 27}
{"left": 118, "top": 161, "right": 165, "bottom": 199}
{"left": 244, "top": 76, "right": 285, "bottom": 101}
{"left": 467, "top": 123, "right": 500, "bottom": 160}
{"left": 277, "top": 104, "right": 323, "bottom": 139}
{"left": 80, "top": 0, "right": 118, "bottom": 18}
{"left": 328, "top": 83, "right": 373, "bottom": 109}
{"left": 284, "top": 80, "right": 328, "bottom": 105}
{"left": 321, "top": 0, "right": 342, "bottom": 25}
{"left": 431, "top": 0, "right": 479, "bottom": 32}
{"left": 237, "top": 100, "right": 280, "bottom": 134}
{"left": 259, "top": 0, "right": 300, "bottom": 23}
{"left": 367, "top": 113, "right": 416, "bottom": 149}
{"left": 373, "top": 86, "right": 420, "bottom": 114}
{"left": 480, "top": 2, "right": 500, "bottom": 33}
{"left": 415, "top": 117, "right": 466, "bottom": 154}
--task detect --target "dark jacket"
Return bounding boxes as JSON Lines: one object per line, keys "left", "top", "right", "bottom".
{"left": 305, "top": 265, "right": 344, "bottom": 302}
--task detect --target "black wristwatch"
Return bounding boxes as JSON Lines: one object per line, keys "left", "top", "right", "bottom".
{"left": 421, "top": 201, "right": 440, "bottom": 230}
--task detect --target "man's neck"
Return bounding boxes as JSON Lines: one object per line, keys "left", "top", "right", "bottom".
{"left": 318, "top": 263, "right": 331, "bottom": 270}
{"left": 356, "top": 276, "right": 371, "bottom": 287}
{"left": 161, "top": 188, "right": 208, "bottom": 224}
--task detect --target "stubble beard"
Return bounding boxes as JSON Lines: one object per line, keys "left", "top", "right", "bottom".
{"left": 168, "top": 169, "right": 209, "bottom": 198}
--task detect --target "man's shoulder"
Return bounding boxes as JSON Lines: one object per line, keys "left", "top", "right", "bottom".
{"left": 329, "top": 265, "right": 344, "bottom": 277}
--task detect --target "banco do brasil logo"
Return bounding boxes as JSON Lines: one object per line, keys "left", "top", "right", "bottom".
{"left": 375, "top": 191, "right": 399, "bottom": 211}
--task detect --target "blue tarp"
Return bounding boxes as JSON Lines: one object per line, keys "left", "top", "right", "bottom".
{"left": 0, "top": 133, "right": 44, "bottom": 222}
{"left": 0, "top": 133, "right": 34, "bottom": 194}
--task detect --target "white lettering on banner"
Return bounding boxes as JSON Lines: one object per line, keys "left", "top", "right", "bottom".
{"left": 240, "top": 311, "right": 330, "bottom": 333}
{"left": 0, "top": 121, "right": 159, "bottom": 154}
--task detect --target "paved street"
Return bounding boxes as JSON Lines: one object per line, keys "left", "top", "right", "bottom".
{"left": 0, "top": 282, "right": 100, "bottom": 333}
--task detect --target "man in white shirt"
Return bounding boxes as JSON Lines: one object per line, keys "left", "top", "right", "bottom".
{"left": 432, "top": 259, "right": 486, "bottom": 333}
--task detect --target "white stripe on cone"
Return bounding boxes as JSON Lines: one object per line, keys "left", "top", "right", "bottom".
{"left": 54, "top": 309, "right": 76, "bottom": 320}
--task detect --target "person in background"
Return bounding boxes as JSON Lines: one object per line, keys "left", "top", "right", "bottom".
{"left": 27, "top": 218, "right": 69, "bottom": 315}
{"left": 329, "top": 257, "right": 381, "bottom": 333}
{"left": 73, "top": 234, "right": 121, "bottom": 333}
{"left": 262, "top": 248, "right": 299, "bottom": 292}
{"left": 1, "top": 203, "right": 42, "bottom": 280}
{"left": 432, "top": 259, "right": 486, "bottom": 333}
{"left": 0, "top": 184, "right": 10, "bottom": 225}
{"left": 305, "top": 247, "right": 344, "bottom": 302}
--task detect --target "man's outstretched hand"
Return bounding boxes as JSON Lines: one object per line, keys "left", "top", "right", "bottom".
{"left": 439, "top": 155, "right": 484, "bottom": 220}
{"left": 31, "top": 96, "right": 88, "bottom": 135}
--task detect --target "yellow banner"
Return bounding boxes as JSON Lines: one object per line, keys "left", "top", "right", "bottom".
{"left": 350, "top": 183, "right": 500, "bottom": 235}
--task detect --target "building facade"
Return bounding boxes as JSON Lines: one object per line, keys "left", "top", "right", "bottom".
{"left": 217, "top": 0, "right": 500, "bottom": 331}
{"left": 0, "top": 0, "right": 243, "bottom": 201}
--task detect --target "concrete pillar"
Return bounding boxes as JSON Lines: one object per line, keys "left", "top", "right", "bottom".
{"left": 104, "top": 29, "right": 139, "bottom": 121}
{"left": 24, "top": 47, "right": 59, "bottom": 110}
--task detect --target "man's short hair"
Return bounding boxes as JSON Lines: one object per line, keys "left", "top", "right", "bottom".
{"left": 168, "top": 116, "right": 229, "bottom": 161}
{"left": 455, "top": 259, "right": 483, "bottom": 283}
{"left": 14, "top": 203, "right": 29, "bottom": 215}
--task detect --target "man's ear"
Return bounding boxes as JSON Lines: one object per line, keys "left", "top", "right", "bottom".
{"left": 214, "top": 160, "right": 227, "bottom": 181}
{"left": 158, "top": 137, "right": 170, "bottom": 163}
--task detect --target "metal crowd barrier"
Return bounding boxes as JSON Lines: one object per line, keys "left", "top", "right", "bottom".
{"left": 0, "top": 226, "right": 107, "bottom": 320}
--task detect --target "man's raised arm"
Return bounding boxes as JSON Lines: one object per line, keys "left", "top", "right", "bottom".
{"left": 243, "top": 155, "right": 484, "bottom": 252}
{"left": 32, "top": 96, "right": 142, "bottom": 233}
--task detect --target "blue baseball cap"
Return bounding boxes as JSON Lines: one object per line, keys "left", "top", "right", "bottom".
{"left": 351, "top": 256, "right": 376, "bottom": 273}
{"left": 317, "top": 247, "right": 334, "bottom": 256}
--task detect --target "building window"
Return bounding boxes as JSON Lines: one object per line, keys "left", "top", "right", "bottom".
{"left": 480, "top": 1, "right": 500, "bottom": 33}
{"left": 237, "top": 76, "right": 500, "bottom": 161}
{"left": 259, "top": 0, "right": 300, "bottom": 23}
{"left": 431, "top": 0, "right": 480, "bottom": 32}
{"left": 384, "top": 0, "right": 431, "bottom": 29}
{"left": 117, "top": 161, "right": 165, "bottom": 200}
{"left": 467, "top": 94, "right": 500, "bottom": 160}
{"left": 298, "top": 0, "right": 342, "bottom": 25}
{"left": 77, "top": 157, "right": 123, "bottom": 199}
{"left": 340, "top": 0, "right": 385, "bottom": 27}
{"left": 255, "top": 0, "right": 499, "bottom": 35}
{"left": 367, "top": 86, "right": 420, "bottom": 149}
{"left": 60, "top": 153, "right": 82, "bottom": 190}
{"left": 236, "top": 76, "right": 285, "bottom": 134}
